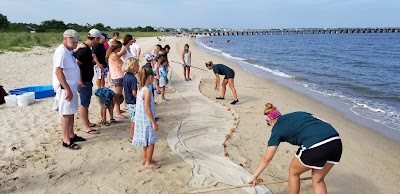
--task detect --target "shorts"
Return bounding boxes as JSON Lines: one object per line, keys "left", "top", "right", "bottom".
{"left": 54, "top": 85, "right": 79, "bottom": 115}
{"left": 112, "top": 78, "right": 124, "bottom": 87}
{"left": 224, "top": 72, "right": 235, "bottom": 79}
{"left": 159, "top": 77, "right": 167, "bottom": 87}
{"left": 295, "top": 137, "right": 342, "bottom": 169}
{"left": 78, "top": 81, "right": 93, "bottom": 108}
{"left": 94, "top": 65, "right": 108, "bottom": 79}
{"left": 98, "top": 97, "right": 113, "bottom": 110}
{"left": 127, "top": 104, "right": 136, "bottom": 122}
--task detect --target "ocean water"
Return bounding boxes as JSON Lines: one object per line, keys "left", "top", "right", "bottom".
{"left": 196, "top": 33, "right": 400, "bottom": 141}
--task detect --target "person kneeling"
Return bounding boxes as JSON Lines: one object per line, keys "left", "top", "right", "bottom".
{"left": 95, "top": 87, "right": 124, "bottom": 126}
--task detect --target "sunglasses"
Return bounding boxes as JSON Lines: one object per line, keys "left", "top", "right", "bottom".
{"left": 264, "top": 115, "right": 271, "bottom": 126}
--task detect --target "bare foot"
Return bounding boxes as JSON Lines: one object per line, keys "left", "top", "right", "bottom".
{"left": 141, "top": 159, "right": 156, "bottom": 165}
{"left": 115, "top": 114, "right": 128, "bottom": 119}
{"left": 144, "top": 163, "right": 160, "bottom": 169}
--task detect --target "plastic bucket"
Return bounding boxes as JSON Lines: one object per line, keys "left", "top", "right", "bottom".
{"left": 17, "top": 94, "right": 30, "bottom": 107}
{"left": 4, "top": 95, "right": 18, "bottom": 108}
{"left": 25, "top": 92, "right": 35, "bottom": 104}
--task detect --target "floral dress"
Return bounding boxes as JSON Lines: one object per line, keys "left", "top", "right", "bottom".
{"left": 132, "top": 86, "right": 157, "bottom": 146}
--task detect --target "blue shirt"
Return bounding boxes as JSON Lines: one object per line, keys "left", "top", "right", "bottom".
{"left": 268, "top": 112, "right": 339, "bottom": 148}
{"left": 94, "top": 87, "right": 115, "bottom": 106}
{"left": 123, "top": 72, "right": 138, "bottom": 104}
{"left": 160, "top": 66, "right": 167, "bottom": 79}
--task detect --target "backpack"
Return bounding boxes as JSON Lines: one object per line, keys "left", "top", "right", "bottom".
{"left": 0, "top": 85, "right": 8, "bottom": 105}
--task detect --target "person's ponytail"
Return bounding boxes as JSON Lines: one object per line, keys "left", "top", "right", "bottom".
{"left": 264, "top": 103, "right": 277, "bottom": 115}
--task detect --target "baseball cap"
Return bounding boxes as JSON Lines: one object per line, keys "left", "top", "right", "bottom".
{"left": 145, "top": 53, "right": 155, "bottom": 61}
{"left": 102, "top": 33, "right": 110, "bottom": 39}
{"left": 88, "top": 29, "right": 105, "bottom": 39}
{"left": 63, "top": 29, "right": 80, "bottom": 42}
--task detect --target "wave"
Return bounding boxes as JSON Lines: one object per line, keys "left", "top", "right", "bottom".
{"left": 302, "top": 83, "right": 400, "bottom": 130}
{"left": 350, "top": 105, "right": 400, "bottom": 131}
{"left": 247, "top": 63, "right": 294, "bottom": 79}
{"left": 196, "top": 39, "right": 222, "bottom": 52}
{"left": 221, "top": 52, "right": 245, "bottom": 61}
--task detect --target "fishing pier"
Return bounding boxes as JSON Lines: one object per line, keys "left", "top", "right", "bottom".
{"left": 201, "top": 28, "right": 400, "bottom": 36}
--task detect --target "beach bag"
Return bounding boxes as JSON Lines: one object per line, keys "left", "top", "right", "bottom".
{"left": 0, "top": 85, "right": 8, "bottom": 105}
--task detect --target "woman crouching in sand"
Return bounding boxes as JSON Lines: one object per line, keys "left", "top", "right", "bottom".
{"left": 205, "top": 61, "right": 239, "bottom": 105}
{"left": 249, "top": 103, "right": 342, "bottom": 194}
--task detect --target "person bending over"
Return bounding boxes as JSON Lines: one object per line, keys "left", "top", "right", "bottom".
{"left": 248, "top": 103, "right": 342, "bottom": 194}
{"left": 94, "top": 87, "right": 124, "bottom": 126}
{"left": 205, "top": 61, "right": 238, "bottom": 104}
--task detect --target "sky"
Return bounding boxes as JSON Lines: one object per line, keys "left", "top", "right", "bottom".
{"left": 1, "top": 0, "right": 399, "bottom": 29}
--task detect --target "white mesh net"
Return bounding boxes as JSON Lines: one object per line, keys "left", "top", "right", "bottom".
{"left": 167, "top": 78, "right": 271, "bottom": 194}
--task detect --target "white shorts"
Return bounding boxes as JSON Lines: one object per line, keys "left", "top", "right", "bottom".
{"left": 54, "top": 86, "right": 78, "bottom": 116}
{"left": 94, "top": 65, "right": 108, "bottom": 79}
{"left": 159, "top": 77, "right": 167, "bottom": 87}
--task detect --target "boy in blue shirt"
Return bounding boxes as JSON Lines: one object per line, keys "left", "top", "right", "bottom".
{"left": 94, "top": 87, "right": 124, "bottom": 127}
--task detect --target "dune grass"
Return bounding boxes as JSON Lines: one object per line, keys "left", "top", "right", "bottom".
{"left": 0, "top": 32, "right": 164, "bottom": 52}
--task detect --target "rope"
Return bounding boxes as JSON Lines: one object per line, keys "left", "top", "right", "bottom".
{"left": 170, "top": 60, "right": 208, "bottom": 71}
{"left": 183, "top": 177, "right": 312, "bottom": 194}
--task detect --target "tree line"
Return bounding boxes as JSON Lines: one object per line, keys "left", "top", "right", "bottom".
{"left": 0, "top": 13, "right": 157, "bottom": 32}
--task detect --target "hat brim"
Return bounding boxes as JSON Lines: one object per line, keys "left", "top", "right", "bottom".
{"left": 69, "top": 37, "right": 80, "bottom": 42}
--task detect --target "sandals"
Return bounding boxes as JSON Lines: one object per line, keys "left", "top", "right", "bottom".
{"left": 100, "top": 120, "right": 110, "bottom": 126}
{"left": 62, "top": 141, "right": 81, "bottom": 150}
{"left": 89, "top": 123, "right": 100, "bottom": 129}
{"left": 230, "top": 99, "right": 239, "bottom": 105}
{"left": 84, "top": 129, "right": 99, "bottom": 134}
{"left": 71, "top": 134, "right": 86, "bottom": 143}
{"left": 110, "top": 118, "right": 117, "bottom": 124}
{"left": 216, "top": 97, "right": 225, "bottom": 100}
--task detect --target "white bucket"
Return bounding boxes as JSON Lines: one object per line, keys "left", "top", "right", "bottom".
{"left": 25, "top": 92, "right": 35, "bottom": 104}
{"left": 4, "top": 95, "right": 18, "bottom": 108}
{"left": 17, "top": 94, "right": 30, "bottom": 107}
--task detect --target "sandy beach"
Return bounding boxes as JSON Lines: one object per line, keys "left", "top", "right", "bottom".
{"left": 1, "top": 36, "right": 400, "bottom": 194}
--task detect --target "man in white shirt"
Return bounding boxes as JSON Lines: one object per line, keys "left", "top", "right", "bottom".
{"left": 53, "top": 29, "right": 85, "bottom": 150}
{"left": 129, "top": 37, "right": 141, "bottom": 58}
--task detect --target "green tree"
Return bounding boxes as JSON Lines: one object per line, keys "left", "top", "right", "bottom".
{"left": 7, "top": 23, "right": 29, "bottom": 32}
{"left": 0, "top": 13, "right": 11, "bottom": 30}
{"left": 37, "top": 19, "right": 67, "bottom": 32}
{"left": 144, "top": 26, "right": 156, "bottom": 32}
{"left": 66, "top": 23, "right": 87, "bottom": 32}
{"left": 91, "top": 23, "right": 107, "bottom": 31}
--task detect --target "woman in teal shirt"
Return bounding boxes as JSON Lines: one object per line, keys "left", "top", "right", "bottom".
{"left": 205, "top": 61, "right": 239, "bottom": 104}
{"left": 249, "top": 103, "right": 342, "bottom": 194}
